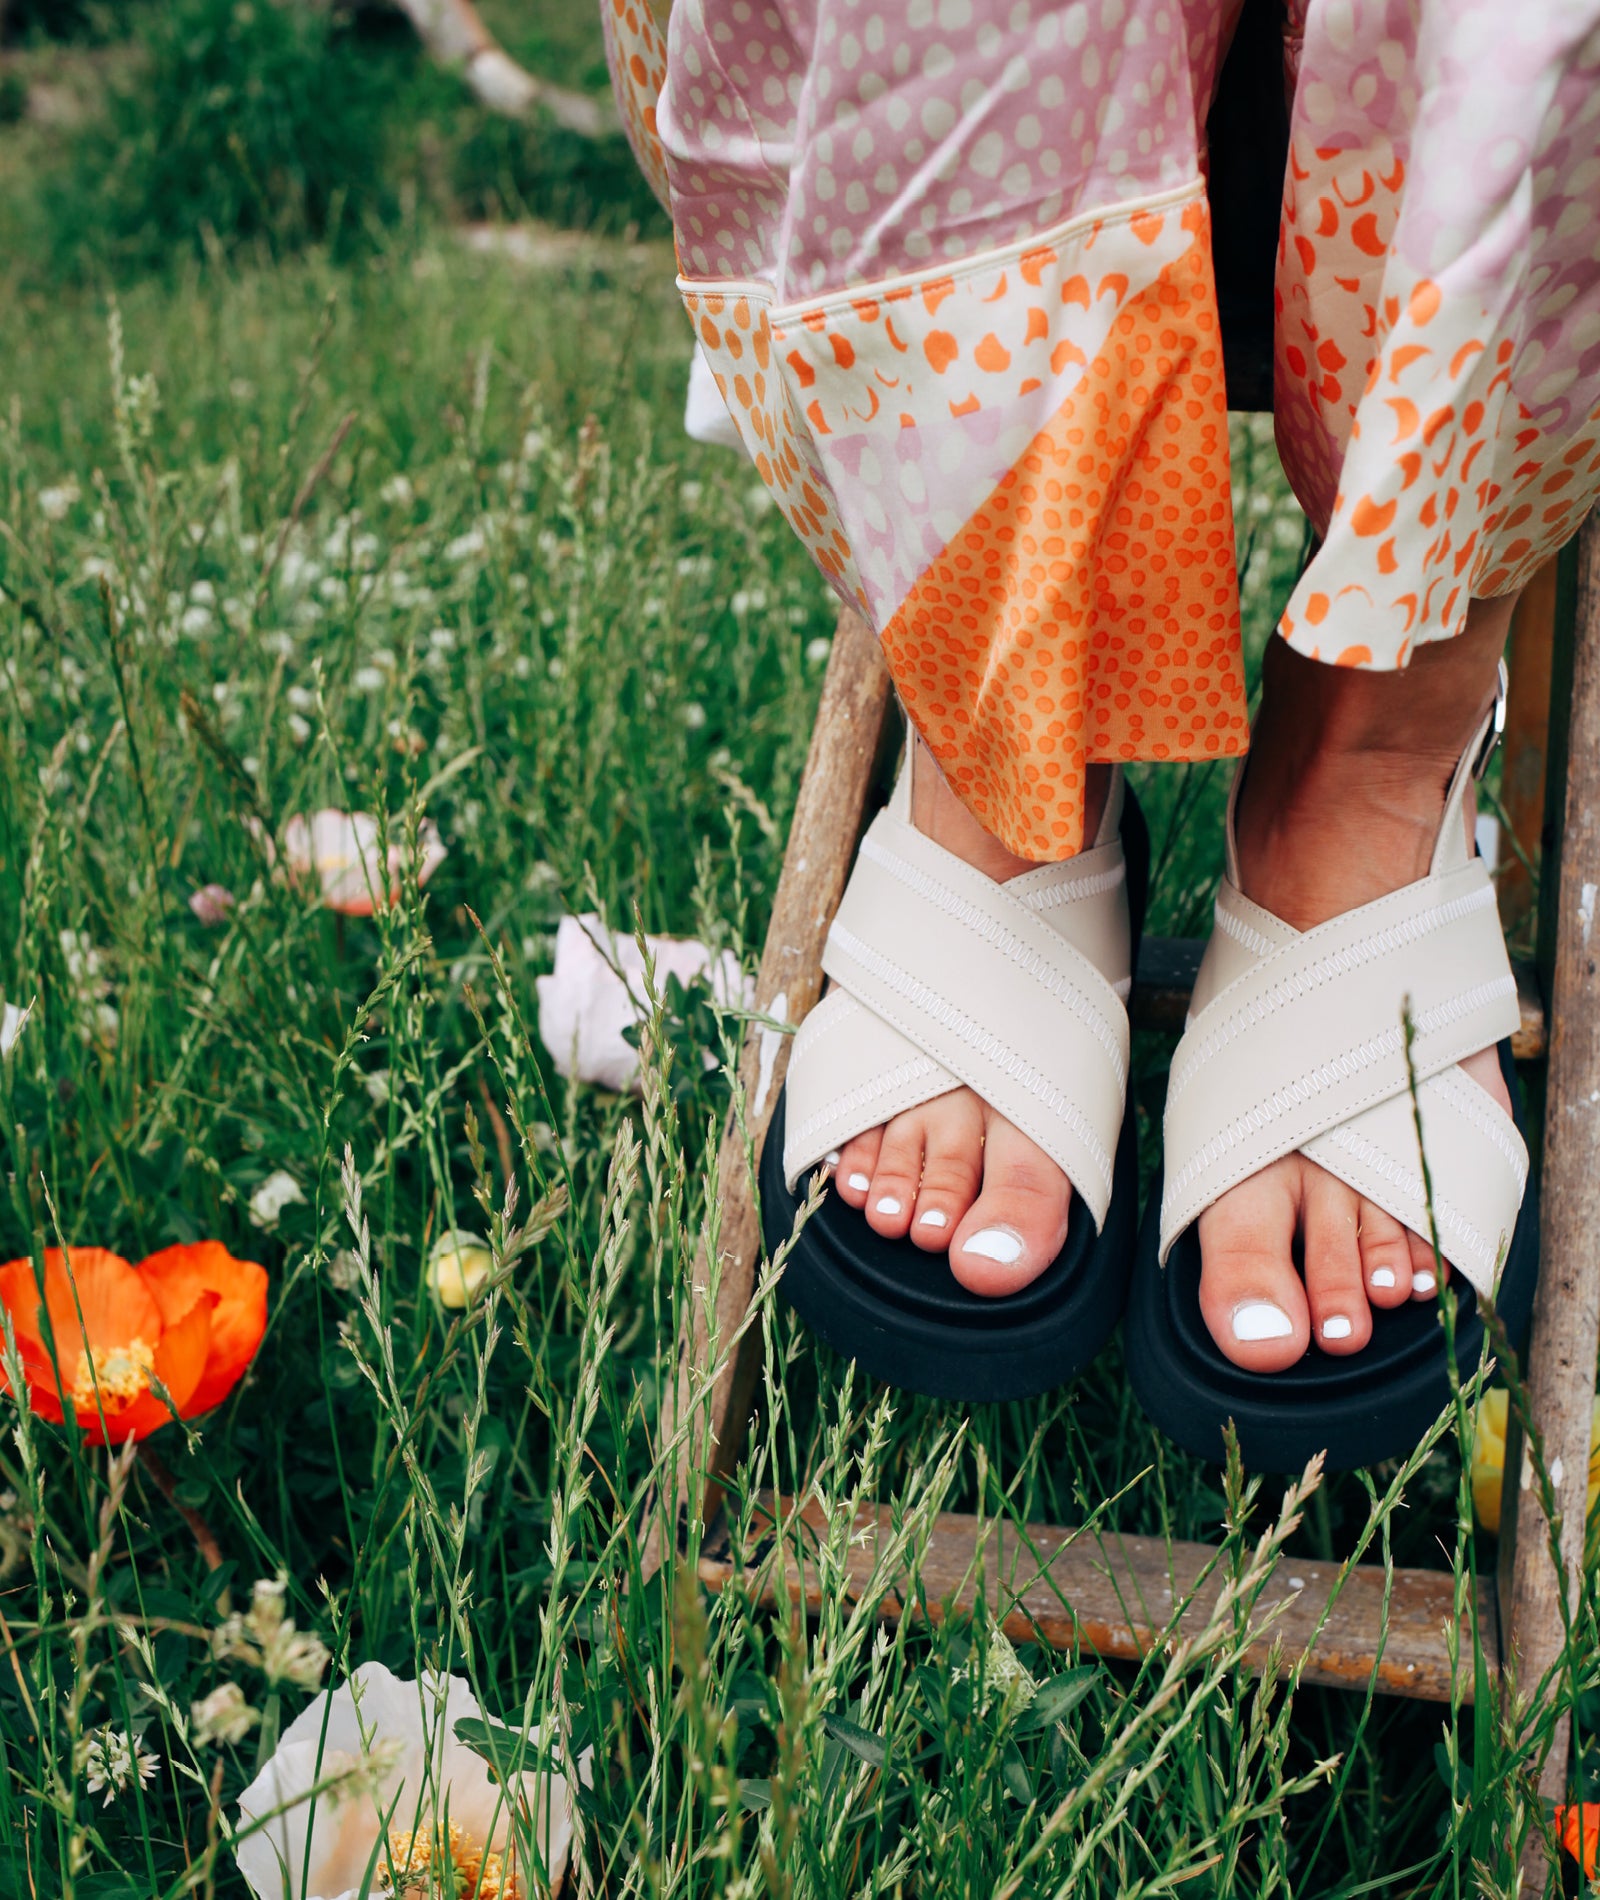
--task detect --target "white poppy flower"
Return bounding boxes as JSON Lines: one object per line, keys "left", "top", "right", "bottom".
{"left": 428, "top": 1230, "right": 495, "bottom": 1309}
{"left": 534, "top": 913, "right": 752, "bottom": 1095}
{"left": 277, "top": 811, "right": 447, "bottom": 918}
{"left": 235, "top": 1662, "right": 581, "bottom": 1900}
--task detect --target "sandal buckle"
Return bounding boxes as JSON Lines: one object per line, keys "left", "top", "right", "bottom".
{"left": 1472, "top": 659, "right": 1509, "bottom": 782}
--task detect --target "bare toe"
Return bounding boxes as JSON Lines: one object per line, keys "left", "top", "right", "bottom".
{"left": 835, "top": 1129, "right": 882, "bottom": 1210}
{"left": 949, "top": 1112, "right": 1073, "bottom": 1297}
{"left": 1197, "top": 1157, "right": 1310, "bottom": 1371}
{"left": 1302, "top": 1168, "right": 1371, "bottom": 1354}
{"left": 1356, "top": 1199, "right": 1413, "bottom": 1305}
{"left": 865, "top": 1112, "right": 923, "bottom": 1239}
{"left": 1407, "top": 1226, "right": 1447, "bottom": 1298}
{"left": 910, "top": 1091, "right": 984, "bottom": 1252}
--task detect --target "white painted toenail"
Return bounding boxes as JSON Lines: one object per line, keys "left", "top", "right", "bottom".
{"left": 1414, "top": 1269, "right": 1437, "bottom": 1295}
{"left": 918, "top": 1209, "right": 948, "bottom": 1229}
{"left": 962, "top": 1226, "right": 1023, "bottom": 1266}
{"left": 1321, "top": 1315, "right": 1353, "bottom": 1341}
{"left": 824, "top": 1150, "right": 841, "bottom": 1167}
{"left": 847, "top": 1172, "right": 871, "bottom": 1192}
{"left": 1370, "top": 1267, "right": 1397, "bottom": 1289}
{"left": 1233, "top": 1302, "right": 1294, "bottom": 1342}
{"left": 875, "top": 1196, "right": 903, "bottom": 1216}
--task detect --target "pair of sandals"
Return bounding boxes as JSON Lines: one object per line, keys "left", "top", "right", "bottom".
{"left": 761, "top": 680, "right": 1538, "bottom": 1471}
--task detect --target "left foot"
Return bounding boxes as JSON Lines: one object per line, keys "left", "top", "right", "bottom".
{"left": 1196, "top": 610, "right": 1515, "bottom": 1371}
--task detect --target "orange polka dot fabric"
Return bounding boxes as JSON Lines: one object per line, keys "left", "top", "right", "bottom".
{"left": 1275, "top": 1, "right": 1600, "bottom": 667}
{"left": 881, "top": 227, "right": 1248, "bottom": 854}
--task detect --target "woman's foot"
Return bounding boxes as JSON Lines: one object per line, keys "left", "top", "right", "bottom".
{"left": 831, "top": 742, "right": 1112, "bottom": 1297}
{"left": 1197, "top": 599, "right": 1517, "bottom": 1371}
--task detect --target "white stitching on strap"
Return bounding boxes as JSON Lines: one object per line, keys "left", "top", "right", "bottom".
{"left": 1431, "top": 1067, "right": 1530, "bottom": 1190}
{"left": 1319, "top": 1122, "right": 1494, "bottom": 1282}
{"left": 1018, "top": 862, "right": 1127, "bottom": 910}
{"left": 1168, "top": 882, "right": 1501, "bottom": 1107}
{"left": 786, "top": 1054, "right": 944, "bottom": 1158}
{"left": 829, "top": 921, "right": 1115, "bottom": 1202}
{"left": 858, "top": 832, "right": 1127, "bottom": 1090}
{"left": 1164, "top": 975, "right": 1516, "bottom": 1206}
{"left": 1211, "top": 901, "right": 1279, "bottom": 958}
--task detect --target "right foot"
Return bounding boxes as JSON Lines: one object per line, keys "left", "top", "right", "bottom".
{"left": 829, "top": 743, "right": 1111, "bottom": 1297}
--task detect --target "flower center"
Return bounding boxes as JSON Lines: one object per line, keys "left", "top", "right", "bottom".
{"left": 381, "top": 1824, "right": 516, "bottom": 1900}
{"left": 70, "top": 1339, "right": 156, "bottom": 1410}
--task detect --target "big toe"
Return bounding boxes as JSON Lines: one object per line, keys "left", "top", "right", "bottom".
{"left": 949, "top": 1113, "right": 1073, "bottom": 1297}
{"left": 1197, "top": 1161, "right": 1310, "bottom": 1371}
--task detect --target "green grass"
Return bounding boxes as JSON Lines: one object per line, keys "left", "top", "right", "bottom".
{"left": 0, "top": 225, "right": 1594, "bottom": 1897}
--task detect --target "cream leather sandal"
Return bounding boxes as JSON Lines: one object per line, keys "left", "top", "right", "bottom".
{"left": 1128, "top": 673, "right": 1539, "bottom": 1470}
{"left": 760, "top": 752, "right": 1147, "bottom": 1402}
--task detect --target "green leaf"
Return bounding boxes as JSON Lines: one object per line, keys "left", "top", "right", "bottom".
{"left": 821, "top": 1711, "right": 887, "bottom": 1769}
{"left": 737, "top": 1778, "right": 772, "bottom": 1812}
{"left": 1001, "top": 1740, "right": 1033, "bottom": 1805}
{"left": 1014, "top": 1666, "right": 1098, "bottom": 1734}
{"left": 455, "top": 1714, "right": 533, "bottom": 1780}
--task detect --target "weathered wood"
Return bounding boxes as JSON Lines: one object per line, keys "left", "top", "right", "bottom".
{"left": 701, "top": 1493, "right": 1498, "bottom": 1706}
{"left": 1499, "top": 557, "right": 1560, "bottom": 935}
{"left": 645, "top": 611, "right": 893, "bottom": 1574}
{"left": 1504, "top": 511, "right": 1600, "bottom": 1829}
{"left": 1131, "top": 937, "right": 1547, "bottom": 1061}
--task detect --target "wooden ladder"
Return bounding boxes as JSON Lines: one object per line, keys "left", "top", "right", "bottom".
{"left": 658, "top": 527, "right": 1599, "bottom": 1816}
{"left": 647, "top": 2, "right": 1599, "bottom": 1874}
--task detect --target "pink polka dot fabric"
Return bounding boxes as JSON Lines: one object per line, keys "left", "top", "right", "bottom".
{"left": 603, "top": 0, "right": 1600, "bottom": 856}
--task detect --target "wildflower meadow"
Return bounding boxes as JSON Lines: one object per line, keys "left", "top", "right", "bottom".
{"left": 0, "top": 9, "right": 1597, "bottom": 1898}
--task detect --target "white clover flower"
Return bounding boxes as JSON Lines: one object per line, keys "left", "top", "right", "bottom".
{"left": 379, "top": 473, "right": 415, "bottom": 507}
{"left": 249, "top": 1171, "right": 305, "bottom": 1230}
{"left": 214, "top": 1578, "right": 331, "bottom": 1694}
{"left": 80, "top": 555, "right": 117, "bottom": 583}
{"left": 38, "top": 481, "right": 80, "bottom": 522}
{"left": 428, "top": 1230, "right": 494, "bottom": 1310}
{"left": 181, "top": 605, "right": 215, "bottom": 637}
{"left": 189, "top": 884, "right": 237, "bottom": 927}
{"left": 192, "top": 1682, "right": 261, "bottom": 1748}
{"left": 236, "top": 1663, "right": 582, "bottom": 1900}
{"left": 683, "top": 702, "right": 707, "bottom": 731}
{"left": 805, "top": 637, "right": 832, "bottom": 666}
{"left": 445, "top": 527, "right": 487, "bottom": 562}
{"left": 325, "top": 1249, "right": 363, "bottom": 1293}
{"left": 352, "top": 666, "right": 385, "bottom": 693}
{"left": 80, "top": 1727, "right": 160, "bottom": 1806}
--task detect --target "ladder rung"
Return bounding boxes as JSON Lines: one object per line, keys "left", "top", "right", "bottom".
{"left": 699, "top": 1493, "right": 1497, "bottom": 1705}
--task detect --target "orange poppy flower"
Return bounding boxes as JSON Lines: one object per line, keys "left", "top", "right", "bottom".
{"left": 0, "top": 1243, "right": 267, "bottom": 1445}
{"left": 1557, "top": 1804, "right": 1599, "bottom": 1880}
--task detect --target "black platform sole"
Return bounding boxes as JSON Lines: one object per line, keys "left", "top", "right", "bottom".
{"left": 1125, "top": 1039, "right": 1539, "bottom": 1472}
{"left": 758, "top": 788, "right": 1150, "bottom": 1405}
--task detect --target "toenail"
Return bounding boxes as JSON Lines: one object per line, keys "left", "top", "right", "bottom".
{"left": 847, "top": 1172, "right": 871, "bottom": 1192}
{"left": 918, "top": 1209, "right": 948, "bottom": 1229}
{"left": 1414, "top": 1269, "right": 1437, "bottom": 1295}
{"left": 875, "top": 1196, "right": 903, "bottom": 1216}
{"left": 1232, "top": 1301, "right": 1294, "bottom": 1342}
{"left": 1370, "top": 1267, "right": 1396, "bottom": 1289}
{"left": 824, "top": 1150, "right": 841, "bottom": 1167}
{"left": 962, "top": 1226, "right": 1023, "bottom": 1266}
{"left": 1321, "top": 1315, "right": 1353, "bottom": 1341}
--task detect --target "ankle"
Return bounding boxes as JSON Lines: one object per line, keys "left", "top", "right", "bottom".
{"left": 909, "top": 741, "right": 1111, "bottom": 878}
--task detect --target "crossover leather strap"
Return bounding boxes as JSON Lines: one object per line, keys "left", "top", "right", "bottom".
{"left": 783, "top": 766, "right": 1132, "bottom": 1229}
{"left": 1159, "top": 694, "right": 1527, "bottom": 1296}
